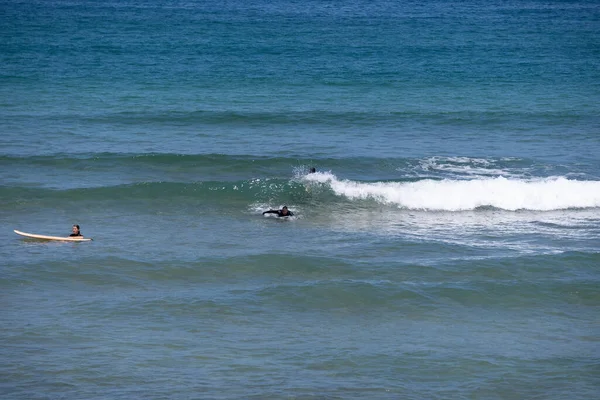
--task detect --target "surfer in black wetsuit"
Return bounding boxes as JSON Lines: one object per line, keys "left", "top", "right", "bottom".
{"left": 262, "top": 206, "right": 294, "bottom": 217}
{"left": 70, "top": 224, "right": 82, "bottom": 237}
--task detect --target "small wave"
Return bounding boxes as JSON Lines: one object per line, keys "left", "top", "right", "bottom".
{"left": 412, "top": 156, "right": 532, "bottom": 179}
{"left": 303, "top": 173, "right": 600, "bottom": 211}
{"left": 0, "top": 179, "right": 317, "bottom": 213}
{"left": 4, "top": 173, "right": 600, "bottom": 213}
{"left": 74, "top": 110, "right": 406, "bottom": 126}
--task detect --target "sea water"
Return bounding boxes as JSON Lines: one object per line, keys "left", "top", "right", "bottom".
{"left": 1, "top": 0, "right": 599, "bottom": 398}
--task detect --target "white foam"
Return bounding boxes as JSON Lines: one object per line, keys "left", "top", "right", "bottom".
{"left": 304, "top": 173, "right": 600, "bottom": 211}
{"left": 416, "top": 156, "right": 520, "bottom": 178}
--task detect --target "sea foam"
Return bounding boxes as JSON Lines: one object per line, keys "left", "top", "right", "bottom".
{"left": 305, "top": 173, "right": 600, "bottom": 211}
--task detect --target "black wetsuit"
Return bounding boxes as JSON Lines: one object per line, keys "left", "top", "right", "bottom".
{"left": 70, "top": 233, "right": 82, "bottom": 237}
{"left": 263, "top": 209, "right": 294, "bottom": 217}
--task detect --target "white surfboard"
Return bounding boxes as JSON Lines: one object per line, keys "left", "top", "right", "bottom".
{"left": 14, "top": 230, "right": 93, "bottom": 242}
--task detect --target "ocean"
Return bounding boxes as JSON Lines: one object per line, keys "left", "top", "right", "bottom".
{"left": 1, "top": 0, "right": 599, "bottom": 398}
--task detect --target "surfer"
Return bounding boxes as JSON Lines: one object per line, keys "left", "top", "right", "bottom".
{"left": 262, "top": 206, "right": 294, "bottom": 217}
{"left": 309, "top": 167, "right": 316, "bottom": 173}
{"left": 70, "top": 224, "right": 82, "bottom": 237}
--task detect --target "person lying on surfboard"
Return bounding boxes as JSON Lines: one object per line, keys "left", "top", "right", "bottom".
{"left": 70, "top": 224, "right": 83, "bottom": 237}
{"left": 262, "top": 206, "right": 294, "bottom": 217}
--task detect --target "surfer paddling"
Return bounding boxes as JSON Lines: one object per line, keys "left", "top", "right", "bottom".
{"left": 262, "top": 206, "right": 294, "bottom": 217}
{"left": 70, "top": 224, "right": 83, "bottom": 237}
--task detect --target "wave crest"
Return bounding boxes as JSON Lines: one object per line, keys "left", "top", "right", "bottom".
{"left": 304, "top": 173, "right": 600, "bottom": 211}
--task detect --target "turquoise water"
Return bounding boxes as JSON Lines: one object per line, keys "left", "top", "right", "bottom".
{"left": 1, "top": 0, "right": 600, "bottom": 398}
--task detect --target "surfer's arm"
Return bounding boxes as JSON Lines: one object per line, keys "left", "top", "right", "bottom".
{"left": 262, "top": 210, "right": 277, "bottom": 215}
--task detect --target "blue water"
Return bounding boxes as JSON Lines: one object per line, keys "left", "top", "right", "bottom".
{"left": 1, "top": 0, "right": 600, "bottom": 398}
